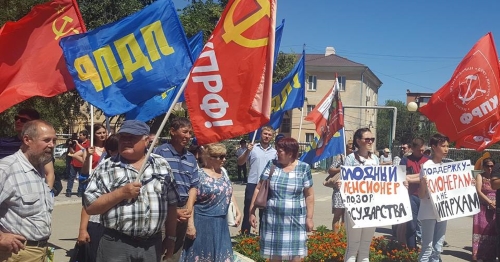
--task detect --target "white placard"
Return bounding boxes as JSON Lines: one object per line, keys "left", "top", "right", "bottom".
{"left": 340, "top": 165, "right": 412, "bottom": 228}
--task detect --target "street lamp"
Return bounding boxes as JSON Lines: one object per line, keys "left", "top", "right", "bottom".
{"left": 407, "top": 101, "right": 418, "bottom": 112}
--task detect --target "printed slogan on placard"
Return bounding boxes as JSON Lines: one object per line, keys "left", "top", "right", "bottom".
{"left": 340, "top": 165, "right": 412, "bottom": 228}
{"left": 422, "top": 160, "right": 480, "bottom": 221}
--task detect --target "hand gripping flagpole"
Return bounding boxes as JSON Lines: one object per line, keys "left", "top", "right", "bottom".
{"left": 135, "top": 74, "right": 191, "bottom": 183}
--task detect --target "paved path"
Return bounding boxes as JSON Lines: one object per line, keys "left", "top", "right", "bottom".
{"left": 49, "top": 172, "right": 473, "bottom": 262}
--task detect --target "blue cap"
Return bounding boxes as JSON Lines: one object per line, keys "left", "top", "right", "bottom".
{"left": 275, "top": 133, "right": 285, "bottom": 143}
{"left": 118, "top": 120, "right": 150, "bottom": 136}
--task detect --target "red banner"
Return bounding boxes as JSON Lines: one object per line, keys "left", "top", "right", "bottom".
{"left": 0, "top": 0, "right": 85, "bottom": 113}
{"left": 184, "top": 0, "right": 276, "bottom": 144}
{"left": 455, "top": 120, "right": 500, "bottom": 151}
{"left": 419, "top": 33, "right": 500, "bottom": 141}
{"left": 304, "top": 77, "right": 344, "bottom": 156}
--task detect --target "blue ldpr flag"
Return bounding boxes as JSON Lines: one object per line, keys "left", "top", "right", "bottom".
{"left": 251, "top": 51, "right": 304, "bottom": 140}
{"left": 300, "top": 129, "right": 345, "bottom": 165}
{"left": 273, "top": 19, "right": 284, "bottom": 70}
{"left": 126, "top": 32, "right": 204, "bottom": 121}
{"left": 60, "top": 0, "right": 193, "bottom": 116}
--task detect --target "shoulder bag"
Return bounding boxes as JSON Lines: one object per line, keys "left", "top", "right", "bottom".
{"left": 254, "top": 164, "right": 275, "bottom": 209}
{"left": 221, "top": 167, "right": 238, "bottom": 227}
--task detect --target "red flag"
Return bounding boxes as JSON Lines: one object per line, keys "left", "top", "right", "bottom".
{"left": 184, "top": 0, "right": 276, "bottom": 144}
{"left": 304, "top": 76, "right": 344, "bottom": 156}
{"left": 419, "top": 33, "right": 500, "bottom": 141}
{"left": 0, "top": 0, "right": 85, "bottom": 113}
{"left": 455, "top": 120, "right": 500, "bottom": 151}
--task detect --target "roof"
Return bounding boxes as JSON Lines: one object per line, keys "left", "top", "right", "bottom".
{"left": 305, "top": 54, "right": 366, "bottom": 67}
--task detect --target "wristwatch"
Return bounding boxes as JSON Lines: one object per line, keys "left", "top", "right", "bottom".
{"left": 167, "top": 235, "right": 177, "bottom": 242}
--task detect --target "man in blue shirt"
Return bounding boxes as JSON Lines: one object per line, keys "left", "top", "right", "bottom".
{"left": 237, "top": 126, "right": 277, "bottom": 235}
{"left": 154, "top": 117, "right": 199, "bottom": 261}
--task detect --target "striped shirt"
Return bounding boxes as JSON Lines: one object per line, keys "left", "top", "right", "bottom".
{"left": 0, "top": 150, "right": 53, "bottom": 241}
{"left": 84, "top": 153, "right": 178, "bottom": 238}
{"left": 154, "top": 144, "right": 199, "bottom": 206}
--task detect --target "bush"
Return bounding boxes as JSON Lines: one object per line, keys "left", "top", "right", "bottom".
{"left": 233, "top": 225, "right": 419, "bottom": 262}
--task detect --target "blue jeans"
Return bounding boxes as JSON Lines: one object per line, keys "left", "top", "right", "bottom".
{"left": 66, "top": 165, "right": 81, "bottom": 193}
{"left": 419, "top": 219, "right": 447, "bottom": 262}
{"left": 406, "top": 194, "right": 421, "bottom": 248}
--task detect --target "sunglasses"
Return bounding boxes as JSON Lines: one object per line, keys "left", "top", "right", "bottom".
{"left": 401, "top": 147, "right": 407, "bottom": 150}
{"left": 210, "top": 155, "right": 226, "bottom": 160}
{"left": 362, "top": 138, "right": 375, "bottom": 143}
{"left": 14, "top": 116, "right": 31, "bottom": 123}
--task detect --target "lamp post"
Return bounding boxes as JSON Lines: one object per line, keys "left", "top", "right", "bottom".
{"left": 407, "top": 101, "right": 418, "bottom": 141}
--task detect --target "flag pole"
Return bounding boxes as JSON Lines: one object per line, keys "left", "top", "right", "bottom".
{"left": 251, "top": 130, "right": 258, "bottom": 144}
{"left": 89, "top": 105, "right": 94, "bottom": 174}
{"left": 297, "top": 106, "right": 305, "bottom": 144}
{"left": 135, "top": 74, "right": 191, "bottom": 182}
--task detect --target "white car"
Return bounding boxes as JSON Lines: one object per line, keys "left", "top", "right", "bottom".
{"left": 54, "top": 144, "right": 68, "bottom": 158}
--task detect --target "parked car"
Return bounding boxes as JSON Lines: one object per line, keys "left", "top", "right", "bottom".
{"left": 54, "top": 144, "right": 68, "bottom": 158}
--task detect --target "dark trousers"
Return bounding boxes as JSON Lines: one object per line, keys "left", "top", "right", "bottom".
{"left": 67, "top": 165, "right": 81, "bottom": 194}
{"left": 97, "top": 229, "right": 162, "bottom": 262}
{"left": 496, "top": 209, "right": 500, "bottom": 259}
{"left": 241, "top": 183, "right": 262, "bottom": 235}
{"left": 237, "top": 164, "right": 247, "bottom": 181}
{"left": 406, "top": 194, "right": 421, "bottom": 248}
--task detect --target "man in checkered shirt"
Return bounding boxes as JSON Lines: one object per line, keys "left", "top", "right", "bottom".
{"left": 84, "top": 120, "right": 179, "bottom": 262}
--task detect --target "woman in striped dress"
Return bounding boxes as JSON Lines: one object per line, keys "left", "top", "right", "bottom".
{"left": 249, "top": 137, "right": 315, "bottom": 262}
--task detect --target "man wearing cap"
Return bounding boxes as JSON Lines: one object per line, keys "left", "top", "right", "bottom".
{"left": 237, "top": 125, "right": 277, "bottom": 235}
{"left": 153, "top": 117, "right": 199, "bottom": 262}
{"left": 0, "top": 120, "right": 57, "bottom": 261}
{"left": 380, "top": 148, "right": 392, "bottom": 165}
{"left": 84, "top": 120, "right": 179, "bottom": 262}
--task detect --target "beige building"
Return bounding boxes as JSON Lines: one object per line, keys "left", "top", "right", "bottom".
{"left": 280, "top": 47, "right": 383, "bottom": 146}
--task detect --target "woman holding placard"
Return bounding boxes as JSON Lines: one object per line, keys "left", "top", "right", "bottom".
{"left": 343, "top": 128, "right": 380, "bottom": 262}
{"left": 472, "top": 158, "right": 497, "bottom": 262}
{"left": 418, "top": 133, "right": 450, "bottom": 262}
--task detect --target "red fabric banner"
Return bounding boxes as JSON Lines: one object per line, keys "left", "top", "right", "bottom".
{"left": 0, "top": 0, "right": 85, "bottom": 113}
{"left": 419, "top": 33, "right": 500, "bottom": 141}
{"left": 304, "top": 77, "right": 344, "bottom": 156}
{"left": 455, "top": 120, "right": 500, "bottom": 151}
{"left": 184, "top": 0, "right": 276, "bottom": 144}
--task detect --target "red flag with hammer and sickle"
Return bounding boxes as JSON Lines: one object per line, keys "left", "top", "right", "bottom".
{"left": 0, "top": 0, "right": 85, "bottom": 113}
{"left": 419, "top": 33, "right": 500, "bottom": 142}
{"left": 184, "top": 0, "right": 276, "bottom": 144}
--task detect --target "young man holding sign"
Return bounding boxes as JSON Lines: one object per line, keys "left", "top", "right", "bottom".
{"left": 418, "top": 133, "right": 450, "bottom": 262}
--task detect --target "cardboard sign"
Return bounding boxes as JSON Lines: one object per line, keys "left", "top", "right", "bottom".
{"left": 340, "top": 165, "right": 412, "bottom": 228}
{"left": 422, "top": 160, "right": 480, "bottom": 221}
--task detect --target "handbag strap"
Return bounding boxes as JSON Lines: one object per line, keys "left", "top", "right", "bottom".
{"left": 268, "top": 164, "right": 275, "bottom": 179}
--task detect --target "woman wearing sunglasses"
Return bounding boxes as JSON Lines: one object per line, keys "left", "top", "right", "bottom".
{"left": 180, "top": 143, "right": 241, "bottom": 262}
{"left": 343, "top": 128, "right": 379, "bottom": 262}
{"left": 472, "top": 158, "right": 497, "bottom": 262}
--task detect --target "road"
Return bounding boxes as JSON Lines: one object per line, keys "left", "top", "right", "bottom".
{"left": 50, "top": 172, "right": 473, "bottom": 262}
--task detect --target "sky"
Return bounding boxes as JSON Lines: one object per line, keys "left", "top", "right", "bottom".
{"left": 173, "top": 0, "right": 500, "bottom": 105}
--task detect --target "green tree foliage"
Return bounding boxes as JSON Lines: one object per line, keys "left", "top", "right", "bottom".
{"left": 178, "top": 0, "right": 225, "bottom": 40}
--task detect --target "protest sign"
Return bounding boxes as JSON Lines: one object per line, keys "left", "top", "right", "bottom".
{"left": 422, "top": 160, "right": 479, "bottom": 221}
{"left": 340, "top": 165, "right": 412, "bottom": 228}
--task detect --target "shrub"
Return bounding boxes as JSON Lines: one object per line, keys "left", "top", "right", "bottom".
{"left": 233, "top": 225, "right": 419, "bottom": 262}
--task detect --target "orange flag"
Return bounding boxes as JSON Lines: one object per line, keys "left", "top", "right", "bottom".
{"left": 0, "top": 0, "right": 85, "bottom": 113}
{"left": 419, "top": 33, "right": 500, "bottom": 141}
{"left": 184, "top": 0, "right": 276, "bottom": 144}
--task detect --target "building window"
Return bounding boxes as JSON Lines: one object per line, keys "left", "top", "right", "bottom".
{"left": 307, "top": 105, "right": 315, "bottom": 114}
{"left": 308, "top": 75, "right": 317, "bottom": 91}
{"left": 280, "top": 118, "right": 291, "bottom": 133}
{"left": 305, "top": 133, "right": 315, "bottom": 143}
{"left": 337, "top": 76, "right": 346, "bottom": 91}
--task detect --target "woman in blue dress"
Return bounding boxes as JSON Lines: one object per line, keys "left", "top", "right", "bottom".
{"left": 249, "top": 137, "right": 315, "bottom": 262}
{"left": 180, "top": 143, "right": 242, "bottom": 262}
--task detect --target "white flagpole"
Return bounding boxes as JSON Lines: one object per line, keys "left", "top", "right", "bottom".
{"left": 135, "top": 74, "right": 191, "bottom": 182}
{"left": 89, "top": 105, "right": 94, "bottom": 174}
{"left": 297, "top": 106, "right": 305, "bottom": 144}
{"left": 251, "top": 130, "right": 258, "bottom": 144}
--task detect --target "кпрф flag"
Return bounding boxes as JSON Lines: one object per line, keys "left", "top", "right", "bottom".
{"left": 0, "top": 0, "right": 85, "bottom": 113}
{"left": 184, "top": 0, "right": 277, "bottom": 144}
{"left": 60, "top": 0, "right": 193, "bottom": 116}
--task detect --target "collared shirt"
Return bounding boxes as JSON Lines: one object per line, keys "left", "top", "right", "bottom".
{"left": 0, "top": 150, "right": 53, "bottom": 241}
{"left": 154, "top": 143, "right": 199, "bottom": 206}
{"left": 246, "top": 143, "right": 277, "bottom": 184}
{"left": 0, "top": 136, "right": 21, "bottom": 159}
{"left": 84, "top": 153, "right": 178, "bottom": 238}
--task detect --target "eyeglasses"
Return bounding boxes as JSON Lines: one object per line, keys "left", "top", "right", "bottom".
{"left": 401, "top": 147, "right": 407, "bottom": 150}
{"left": 210, "top": 155, "right": 226, "bottom": 160}
{"left": 486, "top": 165, "right": 495, "bottom": 168}
{"left": 14, "top": 116, "right": 31, "bottom": 123}
{"left": 362, "top": 138, "right": 375, "bottom": 143}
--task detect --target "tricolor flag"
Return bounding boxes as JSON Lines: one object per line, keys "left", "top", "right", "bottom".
{"left": 184, "top": 0, "right": 277, "bottom": 144}
{"left": 0, "top": 0, "right": 85, "bottom": 113}
{"left": 300, "top": 129, "right": 345, "bottom": 165}
{"left": 419, "top": 33, "right": 500, "bottom": 142}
